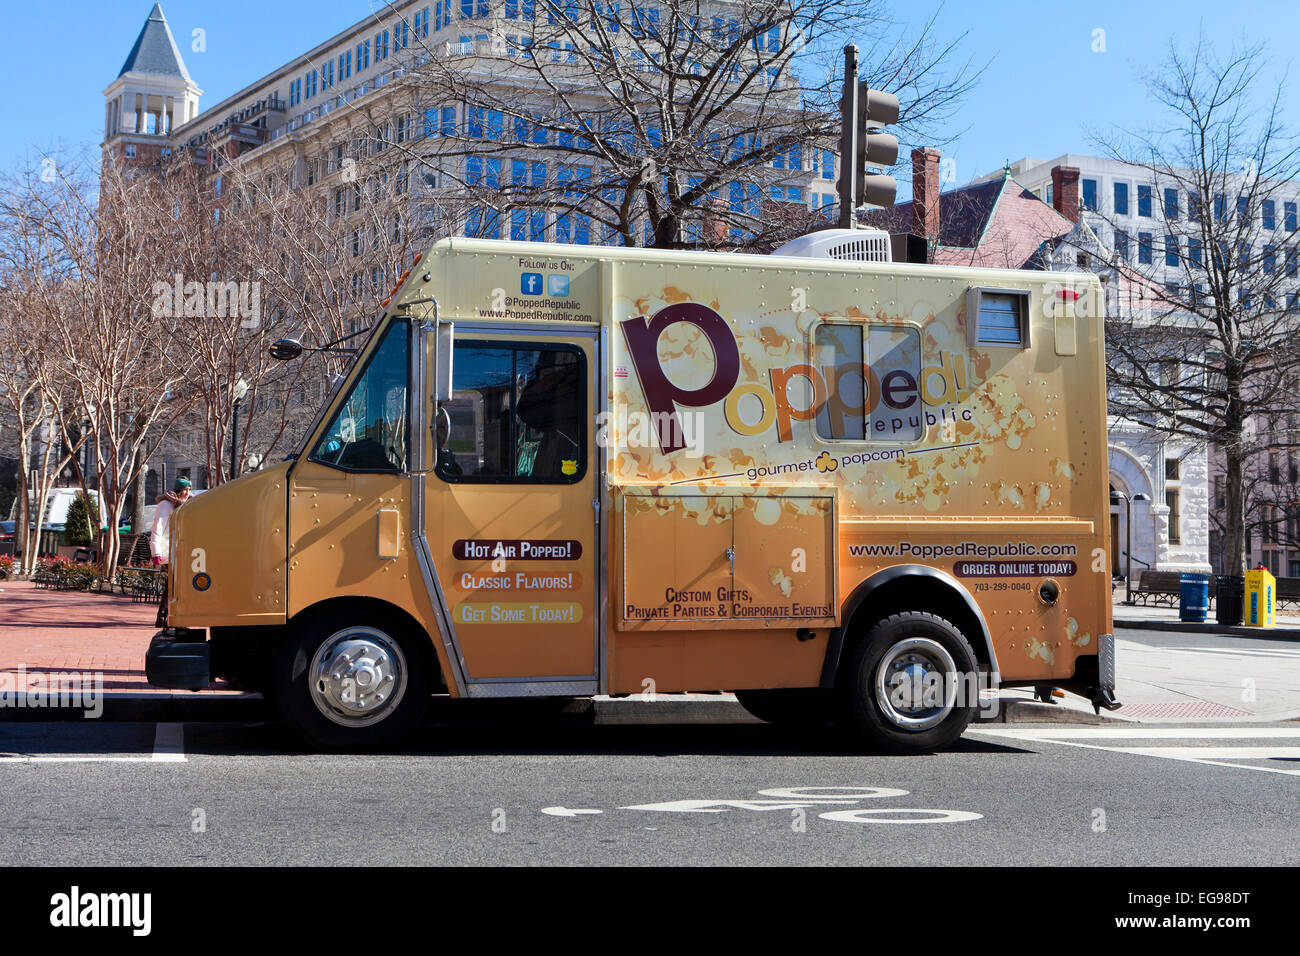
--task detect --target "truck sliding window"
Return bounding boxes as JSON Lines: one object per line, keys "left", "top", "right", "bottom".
{"left": 308, "top": 320, "right": 409, "bottom": 473}
{"left": 812, "top": 323, "right": 923, "bottom": 442}
{"left": 435, "top": 340, "right": 585, "bottom": 484}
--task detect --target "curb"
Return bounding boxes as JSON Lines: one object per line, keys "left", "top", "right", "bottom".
{"left": 974, "top": 698, "right": 1124, "bottom": 725}
{"left": 593, "top": 694, "right": 759, "bottom": 725}
{"left": 1114, "top": 619, "right": 1300, "bottom": 640}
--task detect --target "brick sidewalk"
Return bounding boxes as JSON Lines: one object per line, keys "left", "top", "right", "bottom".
{"left": 0, "top": 580, "right": 237, "bottom": 694}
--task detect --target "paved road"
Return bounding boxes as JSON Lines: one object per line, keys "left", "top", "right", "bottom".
{"left": 1, "top": 717, "right": 1296, "bottom": 865}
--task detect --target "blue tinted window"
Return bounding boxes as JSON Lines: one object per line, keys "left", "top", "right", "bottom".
{"left": 1113, "top": 182, "right": 1128, "bottom": 215}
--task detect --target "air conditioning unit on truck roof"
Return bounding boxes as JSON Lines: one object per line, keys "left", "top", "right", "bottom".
{"left": 771, "top": 227, "right": 892, "bottom": 263}
{"left": 146, "top": 235, "right": 1117, "bottom": 755}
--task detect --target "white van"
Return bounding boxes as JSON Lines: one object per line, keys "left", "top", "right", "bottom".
{"left": 8, "top": 488, "right": 101, "bottom": 532}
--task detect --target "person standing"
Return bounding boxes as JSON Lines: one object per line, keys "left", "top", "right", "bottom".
{"left": 150, "top": 477, "right": 191, "bottom": 628}
{"left": 150, "top": 477, "right": 192, "bottom": 566}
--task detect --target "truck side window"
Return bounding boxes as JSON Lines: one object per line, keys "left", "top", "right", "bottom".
{"left": 813, "top": 322, "right": 923, "bottom": 442}
{"left": 436, "top": 341, "right": 585, "bottom": 484}
{"left": 309, "top": 321, "right": 409, "bottom": 472}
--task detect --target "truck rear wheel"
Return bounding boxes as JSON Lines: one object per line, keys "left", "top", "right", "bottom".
{"left": 734, "top": 688, "right": 834, "bottom": 727}
{"left": 275, "top": 609, "right": 431, "bottom": 751}
{"left": 836, "top": 612, "right": 978, "bottom": 755}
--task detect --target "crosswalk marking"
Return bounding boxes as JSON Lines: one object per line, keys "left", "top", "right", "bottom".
{"left": 971, "top": 726, "right": 1300, "bottom": 777}
{"left": 978, "top": 727, "right": 1300, "bottom": 740}
{"left": 1119, "top": 746, "right": 1300, "bottom": 759}
{"left": 1156, "top": 645, "right": 1300, "bottom": 659}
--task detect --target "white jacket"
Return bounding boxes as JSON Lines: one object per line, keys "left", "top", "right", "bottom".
{"left": 150, "top": 499, "right": 177, "bottom": 563}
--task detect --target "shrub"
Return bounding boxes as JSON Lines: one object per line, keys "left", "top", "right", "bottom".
{"left": 65, "top": 492, "right": 100, "bottom": 547}
{"left": 0, "top": 555, "right": 14, "bottom": 580}
{"left": 46, "top": 558, "right": 98, "bottom": 590}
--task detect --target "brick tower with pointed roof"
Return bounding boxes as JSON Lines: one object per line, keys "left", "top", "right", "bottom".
{"left": 102, "top": 4, "right": 202, "bottom": 168}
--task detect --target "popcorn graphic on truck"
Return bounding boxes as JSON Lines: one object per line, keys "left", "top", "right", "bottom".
{"left": 146, "top": 230, "right": 1116, "bottom": 754}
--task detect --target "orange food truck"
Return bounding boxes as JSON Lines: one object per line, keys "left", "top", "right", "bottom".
{"left": 146, "top": 232, "right": 1117, "bottom": 752}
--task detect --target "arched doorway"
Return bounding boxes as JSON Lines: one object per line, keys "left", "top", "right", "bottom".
{"left": 1109, "top": 442, "right": 1158, "bottom": 581}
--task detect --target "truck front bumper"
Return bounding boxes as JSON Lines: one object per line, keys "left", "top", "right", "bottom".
{"left": 145, "top": 630, "right": 211, "bottom": 691}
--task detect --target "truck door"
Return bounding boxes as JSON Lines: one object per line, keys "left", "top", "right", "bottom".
{"left": 425, "top": 327, "right": 599, "bottom": 696}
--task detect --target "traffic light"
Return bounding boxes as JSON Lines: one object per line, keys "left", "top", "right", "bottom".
{"left": 837, "top": 44, "right": 899, "bottom": 228}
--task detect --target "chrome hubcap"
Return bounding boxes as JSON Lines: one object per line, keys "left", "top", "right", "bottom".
{"left": 309, "top": 627, "right": 407, "bottom": 727}
{"left": 874, "top": 637, "right": 959, "bottom": 732}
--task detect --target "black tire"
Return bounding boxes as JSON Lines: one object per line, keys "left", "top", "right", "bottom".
{"left": 734, "top": 688, "right": 834, "bottom": 727}
{"left": 835, "top": 611, "right": 979, "bottom": 755}
{"left": 274, "top": 607, "right": 431, "bottom": 751}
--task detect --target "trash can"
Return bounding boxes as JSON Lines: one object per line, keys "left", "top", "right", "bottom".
{"left": 1216, "top": 575, "right": 1244, "bottom": 626}
{"left": 1179, "top": 573, "right": 1210, "bottom": 623}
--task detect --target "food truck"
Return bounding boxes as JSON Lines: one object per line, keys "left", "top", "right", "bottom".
{"left": 146, "top": 233, "right": 1117, "bottom": 752}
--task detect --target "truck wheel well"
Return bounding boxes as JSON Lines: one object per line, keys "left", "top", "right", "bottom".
{"left": 825, "top": 570, "right": 994, "bottom": 688}
{"left": 289, "top": 597, "right": 444, "bottom": 692}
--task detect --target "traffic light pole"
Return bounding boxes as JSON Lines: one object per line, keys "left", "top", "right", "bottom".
{"left": 837, "top": 44, "right": 859, "bottom": 230}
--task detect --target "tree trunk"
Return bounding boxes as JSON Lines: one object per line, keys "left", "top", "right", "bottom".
{"left": 1223, "top": 451, "right": 1246, "bottom": 577}
{"left": 15, "top": 457, "right": 29, "bottom": 573}
{"left": 101, "top": 499, "right": 122, "bottom": 579}
{"left": 131, "top": 444, "right": 147, "bottom": 535}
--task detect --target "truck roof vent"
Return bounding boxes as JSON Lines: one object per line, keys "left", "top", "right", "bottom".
{"left": 770, "top": 228, "right": 892, "bottom": 263}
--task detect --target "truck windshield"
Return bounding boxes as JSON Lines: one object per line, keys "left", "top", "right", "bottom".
{"left": 308, "top": 321, "right": 408, "bottom": 472}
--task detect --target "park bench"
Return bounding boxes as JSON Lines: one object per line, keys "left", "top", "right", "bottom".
{"left": 1275, "top": 577, "right": 1300, "bottom": 610}
{"left": 1129, "top": 570, "right": 1186, "bottom": 607}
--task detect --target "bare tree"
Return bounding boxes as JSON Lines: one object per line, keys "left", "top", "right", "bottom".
{"left": 1215, "top": 406, "right": 1300, "bottom": 571}
{"left": 1092, "top": 34, "right": 1300, "bottom": 575}
{"left": 209, "top": 131, "right": 440, "bottom": 473}
{"left": 387, "top": 0, "right": 979, "bottom": 249}
{"left": 3, "top": 156, "right": 197, "bottom": 572}
{"left": 0, "top": 182, "right": 90, "bottom": 567}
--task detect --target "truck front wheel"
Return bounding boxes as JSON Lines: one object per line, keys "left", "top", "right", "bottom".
{"left": 275, "top": 609, "right": 431, "bottom": 751}
{"left": 836, "top": 612, "right": 979, "bottom": 754}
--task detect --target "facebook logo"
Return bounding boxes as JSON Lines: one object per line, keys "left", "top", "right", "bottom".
{"left": 521, "top": 273, "right": 543, "bottom": 295}
{"left": 547, "top": 274, "right": 570, "bottom": 297}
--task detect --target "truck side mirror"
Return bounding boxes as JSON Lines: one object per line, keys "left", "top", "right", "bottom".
{"left": 269, "top": 338, "right": 303, "bottom": 361}
{"left": 435, "top": 322, "right": 455, "bottom": 402}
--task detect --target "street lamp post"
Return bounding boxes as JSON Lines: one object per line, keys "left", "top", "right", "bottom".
{"left": 229, "top": 379, "right": 250, "bottom": 481}
{"left": 1112, "top": 490, "right": 1151, "bottom": 604}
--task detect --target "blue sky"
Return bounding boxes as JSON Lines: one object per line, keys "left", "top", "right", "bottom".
{"left": 0, "top": 0, "right": 1294, "bottom": 192}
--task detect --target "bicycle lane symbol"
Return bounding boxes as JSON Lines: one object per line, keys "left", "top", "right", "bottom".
{"left": 541, "top": 787, "right": 983, "bottom": 824}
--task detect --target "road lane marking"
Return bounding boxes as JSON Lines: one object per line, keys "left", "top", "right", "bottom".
{"left": 541, "top": 807, "right": 603, "bottom": 816}
{"left": 0, "top": 756, "right": 161, "bottom": 763}
{"left": 544, "top": 786, "right": 979, "bottom": 824}
{"left": 0, "top": 723, "right": 188, "bottom": 764}
{"left": 152, "top": 722, "right": 186, "bottom": 762}
{"left": 976, "top": 727, "right": 1300, "bottom": 740}
{"left": 971, "top": 727, "right": 1300, "bottom": 777}
{"left": 819, "top": 808, "right": 983, "bottom": 824}
{"left": 1119, "top": 746, "right": 1300, "bottom": 759}
{"left": 1156, "top": 646, "right": 1300, "bottom": 659}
